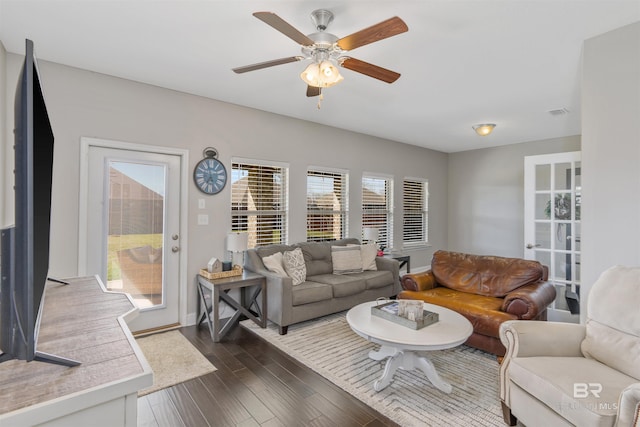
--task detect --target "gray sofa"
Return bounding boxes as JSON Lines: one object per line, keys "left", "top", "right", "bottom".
{"left": 244, "top": 238, "right": 400, "bottom": 334}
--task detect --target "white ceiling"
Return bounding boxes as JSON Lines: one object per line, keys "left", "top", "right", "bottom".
{"left": 1, "top": 1, "right": 638, "bottom": 153}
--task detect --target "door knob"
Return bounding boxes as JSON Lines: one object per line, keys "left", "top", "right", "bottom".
{"left": 525, "top": 243, "right": 541, "bottom": 249}
{"left": 172, "top": 246, "right": 180, "bottom": 253}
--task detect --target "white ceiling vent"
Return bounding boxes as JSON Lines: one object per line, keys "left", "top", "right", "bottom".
{"left": 548, "top": 108, "right": 570, "bottom": 116}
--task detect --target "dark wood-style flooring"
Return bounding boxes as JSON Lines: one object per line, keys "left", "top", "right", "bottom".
{"left": 137, "top": 322, "right": 399, "bottom": 427}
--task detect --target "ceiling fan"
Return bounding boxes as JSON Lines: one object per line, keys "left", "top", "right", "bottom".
{"left": 232, "top": 9, "right": 408, "bottom": 98}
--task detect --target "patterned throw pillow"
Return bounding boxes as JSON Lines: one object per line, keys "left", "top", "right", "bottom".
{"left": 283, "top": 248, "right": 307, "bottom": 285}
{"left": 332, "top": 245, "right": 363, "bottom": 274}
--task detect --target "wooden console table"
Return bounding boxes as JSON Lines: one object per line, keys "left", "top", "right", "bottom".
{"left": 0, "top": 276, "right": 152, "bottom": 427}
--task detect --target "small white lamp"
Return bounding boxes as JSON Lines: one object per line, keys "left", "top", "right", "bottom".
{"left": 227, "top": 232, "right": 248, "bottom": 267}
{"left": 363, "top": 227, "right": 379, "bottom": 245}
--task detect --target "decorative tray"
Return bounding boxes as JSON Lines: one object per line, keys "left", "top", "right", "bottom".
{"left": 371, "top": 301, "right": 439, "bottom": 330}
{"left": 199, "top": 265, "right": 243, "bottom": 280}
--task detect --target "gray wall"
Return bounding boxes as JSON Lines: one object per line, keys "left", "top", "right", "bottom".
{"left": 1, "top": 55, "right": 448, "bottom": 323}
{"left": 0, "top": 41, "right": 6, "bottom": 227}
{"left": 2, "top": 20, "right": 636, "bottom": 326}
{"left": 581, "top": 22, "right": 640, "bottom": 320}
{"left": 447, "top": 136, "right": 581, "bottom": 257}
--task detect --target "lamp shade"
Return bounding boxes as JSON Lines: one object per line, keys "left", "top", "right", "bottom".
{"left": 227, "top": 232, "right": 248, "bottom": 252}
{"left": 300, "top": 60, "right": 344, "bottom": 88}
{"left": 363, "top": 227, "right": 379, "bottom": 242}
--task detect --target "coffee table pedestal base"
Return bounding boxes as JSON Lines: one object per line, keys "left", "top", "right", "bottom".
{"left": 369, "top": 345, "right": 452, "bottom": 394}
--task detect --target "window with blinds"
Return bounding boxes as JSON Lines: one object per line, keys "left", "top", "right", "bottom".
{"left": 231, "top": 160, "right": 288, "bottom": 248}
{"left": 403, "top": 178, "right": 428, "bottom": 246}
{"left": 307, "top": 169, "right": 348, "bottom": 242}
{"left": 362, "top": 175, "right": 393, "bottom": 249}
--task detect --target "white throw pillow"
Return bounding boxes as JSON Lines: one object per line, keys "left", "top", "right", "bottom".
{"left": 332, "top": 245, "right": 363, "bottom": 274}
{"left": 360, "top": 243, "right": 378, "bottom": 271}
{"left": 261, "top": 252, "right": 288, "bottom": 277}
{"left": 283, "top": 248, "right": 307, "bottom": 285}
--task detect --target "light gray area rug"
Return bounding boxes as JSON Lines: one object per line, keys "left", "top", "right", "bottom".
{"left": 136, "top": 330, "right": 217, "bottom": 396}
{"left": 241, "top": 313, "right": 503, "bottom": 427}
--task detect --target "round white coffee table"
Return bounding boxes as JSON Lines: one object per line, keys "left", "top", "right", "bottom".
{"left": 346, "top": 300, "right": 473, "bottom": 393}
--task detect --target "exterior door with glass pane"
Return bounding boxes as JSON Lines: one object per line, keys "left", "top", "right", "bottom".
{"left": 82, "top": 143, "right": 183, "bottom": 332}
{"left": 524, "top": 152, "right": 581, "bottom": 323}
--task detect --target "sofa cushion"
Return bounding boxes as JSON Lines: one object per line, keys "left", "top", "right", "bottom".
{"left": 331, "top": 245, "right": 363, "bottom": 274}
{"left": 308, "top": 274, "right": 366, "bottom": 298}
{"left": 431, "top": 250, "right": 545, "bottom": 298}
{"left": 356, "top": 270, "right": 393, "bottom": 290}
{"left": 283, "top": 248, "right": 307, "bottom": 286}
{"left": 509, "top": 356, "right": 636, "bottom": 427}
{"left": 291, "top": 281, "right": 333, "bottom": 306}
{"left": 581, "top": 265, "right": 640, "bottom": 380}
{"left": 297, "top": 241, "right": 333, "bottom": 276}
{"left": 261, "top": 252, "right": 288, "bottom": 277}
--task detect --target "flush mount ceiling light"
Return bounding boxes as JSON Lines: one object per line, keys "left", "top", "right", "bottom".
{"left": 472, "top": 123, "right": 496, "bottom": 136}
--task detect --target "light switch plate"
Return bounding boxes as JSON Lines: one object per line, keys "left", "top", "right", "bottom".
{"left": 198, "top": 198, "right": 205, "bottom": 209}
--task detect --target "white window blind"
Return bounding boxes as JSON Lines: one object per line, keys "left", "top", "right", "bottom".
{"left": 403, "top": 178, "right": 428, "bottom": 246}
{"left": 362, "top": 175, "right": 393, "bottom": 249}
{"left": 231, "top": 160, "right": 288, "bottom": 248}
{"left": 307, "top": 169, "right": 348, "bottom": 242}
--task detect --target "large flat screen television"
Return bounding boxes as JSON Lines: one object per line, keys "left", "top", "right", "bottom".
{"left": 0, "top": 39, "right": 79, "bottom": 366}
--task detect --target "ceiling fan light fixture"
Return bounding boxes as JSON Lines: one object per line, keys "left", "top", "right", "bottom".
{"left": 300, "top": 60, "right": 343, "bottom": 88}
{"left": 472, "top": 123, "right": 496, "bottom": 136}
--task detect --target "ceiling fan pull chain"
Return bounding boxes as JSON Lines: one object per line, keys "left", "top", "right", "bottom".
{"left": 317, "top": 92, "right": 324, "bottom": 109}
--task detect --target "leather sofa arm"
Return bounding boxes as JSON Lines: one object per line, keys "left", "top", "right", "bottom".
{"left": 501, "top": 281, "right": 556, "bottom": 319}
{"left": 401, "top": 271, "right": 437, "bottom": 292}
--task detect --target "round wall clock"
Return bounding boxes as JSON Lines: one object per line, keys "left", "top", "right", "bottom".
{"left": 194, "top": 147, "right": 227, "bottom": 195}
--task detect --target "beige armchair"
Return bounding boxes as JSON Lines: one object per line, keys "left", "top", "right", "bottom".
{"left": 499, "top": 265, "right": 640, "bottom": 427}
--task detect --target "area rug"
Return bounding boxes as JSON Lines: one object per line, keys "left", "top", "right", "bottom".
{"left": 241, "top": 313, "right": 503, "bottom": 427}
{"left": 135, "top": 330, "right": 217, "bottom": 396}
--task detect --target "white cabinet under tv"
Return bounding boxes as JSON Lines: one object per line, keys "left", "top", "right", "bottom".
{"left": 0, "top": 276, "right": 153, "bottom": 426}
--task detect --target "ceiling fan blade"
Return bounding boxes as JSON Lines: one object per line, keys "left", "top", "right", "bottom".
{"left": 337, "top": 16, "right": 408, "bottom": 51}
{"left": 306, "top": 86, "right": 321, "bottom": 97}
{"left": 340, "top": 57, "right": 401, "bottom": 83}
{"left": 233, "top": 56, "right": 303, "bottom": 74}
{"left": 253, "top": 12, "right": 315, "bottom": 47}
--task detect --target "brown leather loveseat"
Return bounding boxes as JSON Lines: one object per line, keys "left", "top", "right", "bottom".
{"left": 399, "top": 250, "right": 556, "bottom": 356}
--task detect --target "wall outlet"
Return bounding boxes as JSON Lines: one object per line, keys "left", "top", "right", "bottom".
{"left": 197, "top": 214, "right": 209, "bottom": 225}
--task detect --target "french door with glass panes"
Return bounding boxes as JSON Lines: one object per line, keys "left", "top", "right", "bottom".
{"left": 524, "top": 152, "right": 581, "bottom": 323}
